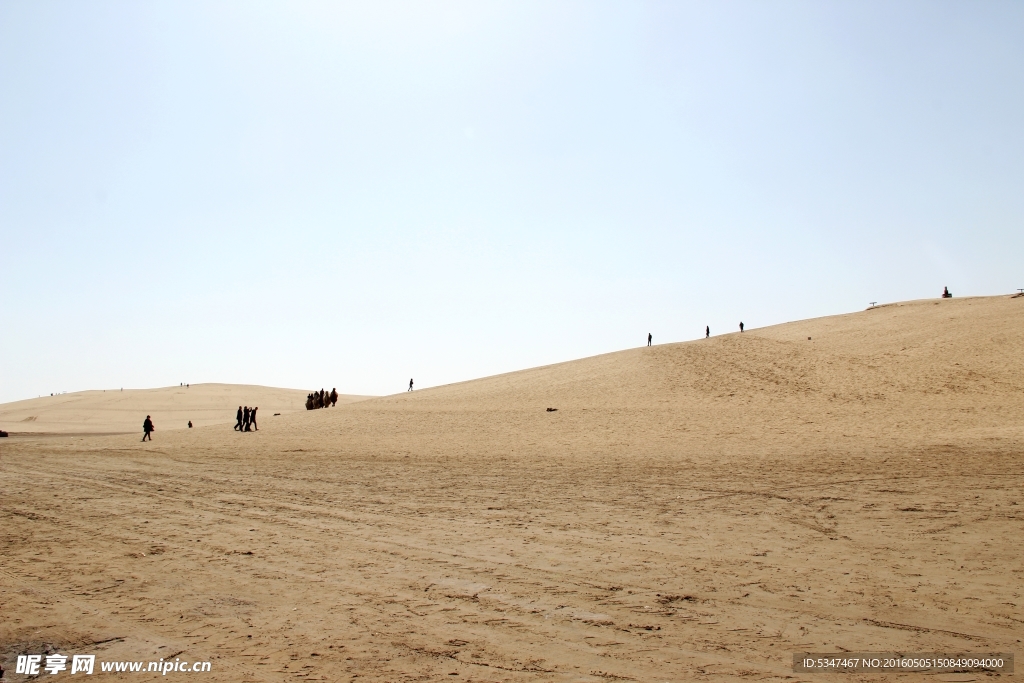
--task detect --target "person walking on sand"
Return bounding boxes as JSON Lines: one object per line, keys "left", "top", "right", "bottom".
{"left": 142, "top": 415, "right": 154, "bottom": 442}
{"left": 740, "top": 322, "right": 744, "bottom": 332}
{"left": 706, "top": 325, "right": 710, "bottom": 338}
{"left": 250, "top": 406, "right": 258, "bottom": 431}
{"left": 234, "top": 406, "right": 243, "bottom": 431}
{"left": 648, "top": 333, "right": 652, "bottom": 347}
{"left": 242, "top": 406, "right": 250, "bottom": 432}
{"left": 408, "top": 378, "right": 414, "bottom": 392}
{"left": 330, "top": 388, "right": 338, "bottom": 407}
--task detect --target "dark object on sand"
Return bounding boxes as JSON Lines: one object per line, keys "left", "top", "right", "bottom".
{"left": 274, "top": 413, "right": 281, "bottom": 416}
{"left": 306, "top": 388, "right": 335, "bottom": 410}
{"left": 0, "top": 430, "right": 8, "bottom": 437}
{"left": 942, "top": 286, "right": 952, "bottom": 298}
{"left": 546, "top": 408, "right": 558, "bottom": 412}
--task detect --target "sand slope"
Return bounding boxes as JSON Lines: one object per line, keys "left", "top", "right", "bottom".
{"left": 1, "top": 295, "right": 1022, "bottom": 682}
{"left": 0, "top": 384, "right": 371, "bottom": 435}
{"left": 317, "top": 294, "right": 1024, "bottom": 461}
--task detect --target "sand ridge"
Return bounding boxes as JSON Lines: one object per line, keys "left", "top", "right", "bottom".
{"left": 1, "top": 295, "right": 1022, "bottom": 681}
{"left": 0, "top": 383, "right": 371, "bottom": 435}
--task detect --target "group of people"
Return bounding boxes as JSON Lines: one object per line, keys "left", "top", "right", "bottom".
{"left": 306, "top": 388, "right": 338, "bottom": 410}
{"left": 234, "top": 406, "right": 258, "bottom": 431}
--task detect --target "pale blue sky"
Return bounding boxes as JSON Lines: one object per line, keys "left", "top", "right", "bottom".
{"left": 2, "top": 1, "right": 1022, "bottom": 402}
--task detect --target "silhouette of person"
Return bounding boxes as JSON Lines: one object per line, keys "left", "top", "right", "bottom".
{"left": 942, "top": 286, "right": 952, "bottom": 298}
{"left": 647, "top": 333, "right": 652, "bottom": 347}
{"left": 142, "top": 415, "right": 154, "bottom": 442}
{"left": 243, "top": 406, "right": 250, "bottom": 432}
{"left": 740, "top": 322, "right": 744, "bottom": 332}
{"left": 234, "top": 406, "right": 243, "bottom": 431}
{"left": 330, "top": 388, "right": 338, "bottom": 407}
{"left": 250, "top": 407, "right": 258, "bottom": 431}
{"left": 408, "top": 378, "right": 414, "bottom": 392}
{"left": 188, "top": 421, "right": 192, "bottom": 428}
{"left": 706, "top": 326, "right": 710, "bottom": 338}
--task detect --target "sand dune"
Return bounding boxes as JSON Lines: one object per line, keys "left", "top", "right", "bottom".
{"left": 2, "top": 295, "right": 1022, "bottom": 681}
{"left": 0, "top": 384, "right": 371, "bottom": 435}
{"left": 328, "top": 294, "right": 1024, "bottom": 460}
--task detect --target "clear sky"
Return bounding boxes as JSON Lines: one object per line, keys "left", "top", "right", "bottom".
{"left": 2, "top": 1, "right": 1022, "bottom": 402}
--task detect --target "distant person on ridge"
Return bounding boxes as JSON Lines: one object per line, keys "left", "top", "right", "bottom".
{"left": 942, "top": 286, "right": 952, "bottom": 298}
{"left": 740, "top": 322, "right": 744, "bottom": 332}
{"left": 408, "top": 378, "right": 414, "bottom": 392}
{"left": 142, "top": 415, "right": 154, "bottom": 442}
{"left": 706, "top": 326, "right": 710, "bottom": 338}
{"left": 330, "top": 388, "right": 338, "bottom": 407}
{"left": 250, "top": 406, "right": 258, "bottom": 431}
{"left": 234, "top": 406, "right": 243, "bottom": 431}
{"left": 648, "top": 333, "right": 652, "bottom": 347}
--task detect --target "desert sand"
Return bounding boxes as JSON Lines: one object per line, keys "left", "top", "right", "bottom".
{"left": 2, "top": 295, "right": 1022, "bottom": 682}
{"left": 0, "top": 384, "right": 370, "bottom": 435}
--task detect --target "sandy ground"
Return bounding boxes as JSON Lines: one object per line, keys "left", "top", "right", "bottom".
{"left": 0, "top": 384, "right": 370, "bottom": 435}
{"left": 1, "top": 295, "right": 1022, "bottom": 682}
